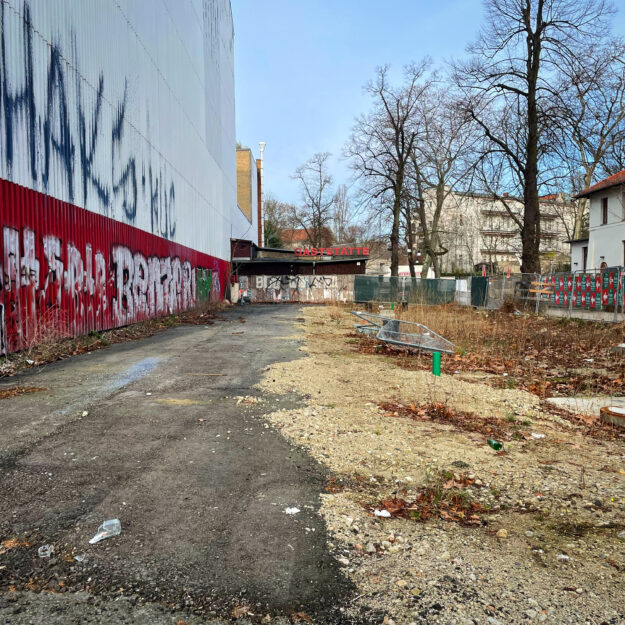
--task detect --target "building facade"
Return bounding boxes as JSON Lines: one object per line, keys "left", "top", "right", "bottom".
{"left": 0, "top": 0, "right": 239, "bottom": 355}
{"left": 427, "top": 190, "right": 575, "bottom": 274}
{"left": 235, "top": 148, "right": 259, "bottom": 246}
{"left": 571, "top": 171, "right": 625, "bottom": 271}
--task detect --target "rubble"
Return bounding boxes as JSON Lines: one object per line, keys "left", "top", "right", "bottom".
{"left": 259, "top": 306, "right": 625, "bottom": 625}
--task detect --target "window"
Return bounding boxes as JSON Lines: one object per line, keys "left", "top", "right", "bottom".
{"left": 582, "top": 246, "right": 588, "bottom": 272}
{"left": 622, "top": 191, "right": 625, "bottom": 221}
{"left": 602, "top": 197, "right": 608, "bottom": 225}
{"left": 623, "top": 241, "right": 625, "bottom": 268}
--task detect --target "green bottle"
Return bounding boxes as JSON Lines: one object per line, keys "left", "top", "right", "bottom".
{"left": 487, "top": 439, "right": 503, "bottom": 451}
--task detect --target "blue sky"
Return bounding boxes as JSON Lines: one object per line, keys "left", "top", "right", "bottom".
{"left": 232, "top": 1, "right": 625, "bottom": 206}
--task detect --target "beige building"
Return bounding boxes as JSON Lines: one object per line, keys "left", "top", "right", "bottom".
{"left": 424, "top": 190, "right": 576, "bottom": 274}
{"left": 235, "top": 148, "right": 260, "bottom": 245}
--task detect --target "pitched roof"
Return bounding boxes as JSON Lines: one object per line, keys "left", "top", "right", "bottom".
{"left": 575, "top": 170, "right": 625, "bottom": 198}
{"left": 281, "top": 229, "right": 310, "bottom": 243}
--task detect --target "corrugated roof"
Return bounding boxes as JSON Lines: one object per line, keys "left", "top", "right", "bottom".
{"left": 575, "top": 170, "right": 625, "bottom": 198}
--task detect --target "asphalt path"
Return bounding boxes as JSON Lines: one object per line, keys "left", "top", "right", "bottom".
{"left": 0, "top": 305, "right": 357, "bottom": 624}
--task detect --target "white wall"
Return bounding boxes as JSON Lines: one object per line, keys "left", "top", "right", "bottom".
{"left": 570, "top": 241, "right": 587, "bottom": 271}
{"left": 0, "top": 0, "right": 236, "bottom": 261}
{"left": 587, "top": 187, "right": 625, "bottom": 268}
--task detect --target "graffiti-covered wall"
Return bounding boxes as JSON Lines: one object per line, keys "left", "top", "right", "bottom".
{"left": 0, "top": 0, "right": 236, "bottom": 354}
{"left": 249, "top": 275, "right": 355, "bottom": 303}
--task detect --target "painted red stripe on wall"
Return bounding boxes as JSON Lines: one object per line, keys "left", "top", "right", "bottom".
{"left": 0, "top": 178, "right": 229, "bottom": 355}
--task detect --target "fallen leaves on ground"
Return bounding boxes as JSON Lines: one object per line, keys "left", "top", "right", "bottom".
{"left": 377, "top": 400, "right": 515, "bottom": 441}
{"left": 367, "top": 487, "right": 484, "bottom": 526}
{"left": 0, "top": 386, "right": 47, "bottom": 400}
{"left": 539, "top": 400, "right": 625, "bottom": 440}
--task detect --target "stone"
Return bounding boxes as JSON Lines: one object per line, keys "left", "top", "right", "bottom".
{"left": 526, "top": 609, "right": 538, "bottom": 619}
{"left": 617, "top": 530, "right": 625, "bottom": 540}
{"left": 496, "top": 529, "right": 508, "bottom": 539}
{"left": 525, "top": 530, "right": 534, "bottom": 537}
{"left": 366, "top": 542, "right": 376, "bottom": 554}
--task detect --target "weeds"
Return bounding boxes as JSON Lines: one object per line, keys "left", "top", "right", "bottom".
{"left": 366, "top": 468, "right": 484, "bottom": 526}
{"left": 1, "top": 302, "right": 226, "bottom": 378}
{"left": 351, "top": 303, "right": 625, "bottom": 398}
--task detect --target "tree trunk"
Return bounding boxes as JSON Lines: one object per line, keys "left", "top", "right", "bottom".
{"left": 432, "top": 254, "right": 441, "bottom": 278}
{"left": 390, "top": 197, "right": 401, "bottom": 277}
{"left": 522, "top": 32, "right": 542, "bottom": 275}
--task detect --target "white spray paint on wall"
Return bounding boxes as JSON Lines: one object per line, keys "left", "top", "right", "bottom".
{"left": 0, "top": 224, "right": 224, "bottom": 355}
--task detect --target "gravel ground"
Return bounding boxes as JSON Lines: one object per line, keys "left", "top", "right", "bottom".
{"left": 258, "top": 307, "right": 625, "bottom": 625}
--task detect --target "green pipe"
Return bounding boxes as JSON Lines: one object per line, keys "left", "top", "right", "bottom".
{"left": 432, "top": 352, "right": 441, "bottom": 376}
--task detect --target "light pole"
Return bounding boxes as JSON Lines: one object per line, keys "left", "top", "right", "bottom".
{"left": 259, "top": 141, "right": 266, "bottom": 247}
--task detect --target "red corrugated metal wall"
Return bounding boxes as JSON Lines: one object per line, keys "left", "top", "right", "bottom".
{"left": 0, "top": 178, "right": 229, "bottom": 355}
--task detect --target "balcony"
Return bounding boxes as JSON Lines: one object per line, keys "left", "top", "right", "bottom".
{"left": 480, "top": 209, "right": 519, "bottom": 217}
{"left": 480, "top": 230, "right": 516, "bottom": 237}
{"left": 480, "top": 249, "right": 518, "bottom": 255}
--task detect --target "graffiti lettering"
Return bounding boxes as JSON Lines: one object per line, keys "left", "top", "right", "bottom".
{"left": 251, "top": 274, "right": 349, "bottom": 303}
{"left": 0, "top": 219, "right": 224, "bottom": 355}
{"left": 0, "top": 1, "right": 176, "bottom": 237}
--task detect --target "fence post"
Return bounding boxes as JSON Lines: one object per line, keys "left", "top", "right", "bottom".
{"left": 432, "top": 352, "right": 441, "bottom": 376}
{"left": 534, "top": 274, "right": 542, "bottom": 315}
{"left": 615, "top": 267, "right": 623, "bottom": 323}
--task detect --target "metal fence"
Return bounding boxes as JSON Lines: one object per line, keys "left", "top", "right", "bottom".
{"left": 354, "top": 269, "right": 625, "bottom": 322}
{"left": 354, "top": 275, "right": 457, "bottom": 305}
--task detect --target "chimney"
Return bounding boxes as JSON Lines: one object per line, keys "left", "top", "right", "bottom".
{"left": 256, "top": 159, "right": 262, "bottom": 245}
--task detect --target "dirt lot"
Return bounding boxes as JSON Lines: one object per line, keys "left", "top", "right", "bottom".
{"left": 259, "top": 306, "right": 625, "bottom": 625}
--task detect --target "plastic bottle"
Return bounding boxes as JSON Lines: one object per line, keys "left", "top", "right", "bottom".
{"left": 89, "top": 519, "right": 122, "bottom": 544}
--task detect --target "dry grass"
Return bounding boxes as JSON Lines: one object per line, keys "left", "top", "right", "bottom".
{"left": 358, "top": 304, "right": 625, "bottom": 397}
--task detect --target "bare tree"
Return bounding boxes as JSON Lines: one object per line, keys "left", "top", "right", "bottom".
{"left": 346, "top": 62, "right": 431, "bottom": 277}
{"left": 290, "top": 153, "right": 335, "bottom": 247}
{"left": 454, "top": 0, "right": 613, "bottom": 273}
{"left": 405, "top": 88, "right": 476, "bottom": 277}
{"left": 552, "top": 39, "right": 625, "bottom": 237}
{"left": 262, "top": 193, "right": 293, "bottom": 248}
{"left": 332, "top": 184, "right": 354, "bottom": 242}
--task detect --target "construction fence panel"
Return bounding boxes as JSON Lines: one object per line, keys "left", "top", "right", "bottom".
{"left": 539, "top": 267, "right": 624, "bottom": 320}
